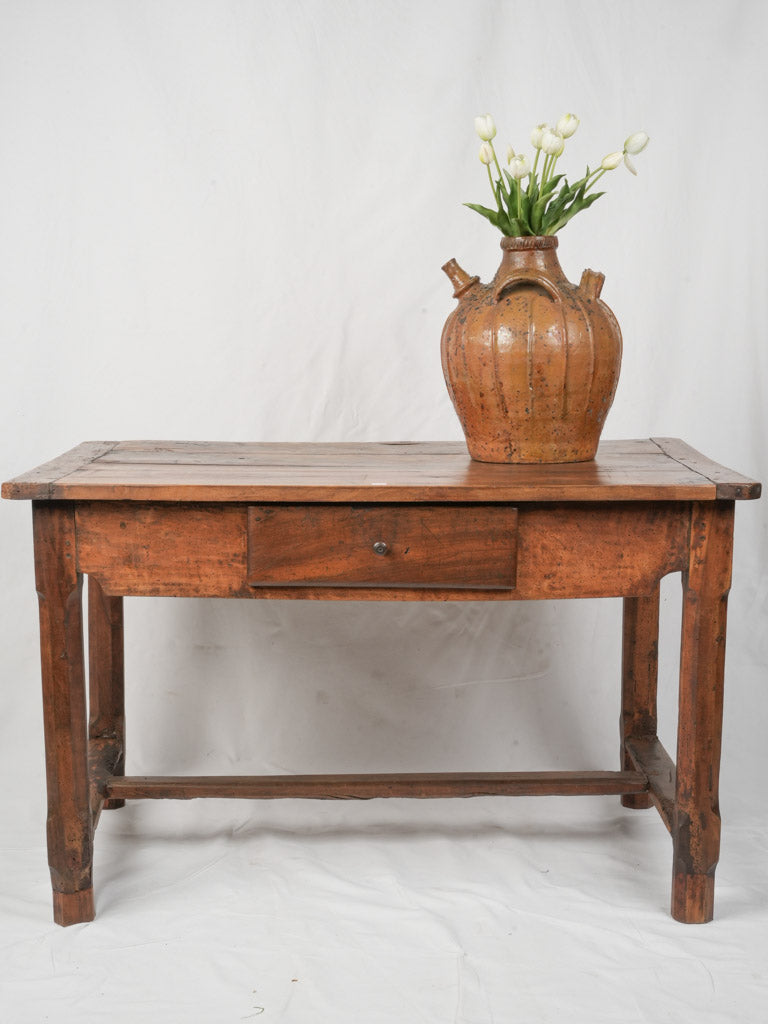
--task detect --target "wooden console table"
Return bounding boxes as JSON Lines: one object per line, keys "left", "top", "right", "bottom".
{"left": 2, "top": 439, "right": 760, "bottom": 926}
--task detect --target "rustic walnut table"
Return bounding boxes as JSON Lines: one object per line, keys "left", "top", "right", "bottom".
{"left": 2, "top": 438, "right": 760, "bottom": 926}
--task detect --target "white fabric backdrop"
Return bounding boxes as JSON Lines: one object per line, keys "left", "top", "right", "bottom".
{"left": 1, "top": 1, "right": 766, "bottom": 1020}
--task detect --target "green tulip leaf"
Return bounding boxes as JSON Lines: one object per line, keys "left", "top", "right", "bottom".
{"left": 464, "top": 202, "right": 513, "bottom": 235}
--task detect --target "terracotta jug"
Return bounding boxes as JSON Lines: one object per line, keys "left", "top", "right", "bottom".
{"left": 441, "top": 236, "right": 622, "bottom": 464}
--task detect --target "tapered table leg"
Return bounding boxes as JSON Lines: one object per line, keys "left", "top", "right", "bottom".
{"left": 33, "top": 502, "right": 94, "bottom": 925}
{"left": 672, "top": 500, "right": 734, "bottom": 924}
{"left": 89, "top": 577, "right": 125, "bottom": 809}
{"left": 621, "top": 588, "right": 660, "bottom": 810}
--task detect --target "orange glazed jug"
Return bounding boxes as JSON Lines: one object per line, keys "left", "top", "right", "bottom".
{"left": 441, "top": 236, "right": 622, "bottom": 464}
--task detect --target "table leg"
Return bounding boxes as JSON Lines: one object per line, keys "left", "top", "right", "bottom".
{"left": 89, "top": 578, "right": 125, "bottom": 809}
{"left": 672, "top": 500, "right": 734, "bottom": 924}
{"left": 33, "top": 502, "right": 94, "bottom": 926}
{"left": 620, "top": 588, "right": 660, "bottom": 810}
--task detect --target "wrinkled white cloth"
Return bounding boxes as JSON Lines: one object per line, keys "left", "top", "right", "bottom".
{"left": 2, "top": 794, "right": 767, "bottom": 1023}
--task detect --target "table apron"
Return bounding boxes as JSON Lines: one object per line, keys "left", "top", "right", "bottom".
{"left": 74, "top": 500, "right": 690, "bottom": 600}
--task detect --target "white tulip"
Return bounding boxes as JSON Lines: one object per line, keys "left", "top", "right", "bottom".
{"left": 541, "top": 129, "right": 564, "bottom": 157}
{"left": 474, "top": 114, "right": 497, "bottom": 141}
{"left": 478, "top": 142, "right": 494, "bottom": 165}
{"left": 623, "top": 153, "right": 638, "bottom": 175}
{"left": 530, "top": 123, "right": 550, "bottom": 149}
{"left": 601, "top": 151, "right": 623, "bottom": 170}
{"left": 506, "top": 144, "right": 515, "bottom": 164}
{"left": 509, "top": 154, "right": 530, "bottom": 180}
{"left": 624, "top": 131, "right": 649, "bottom": 155}
{"left": 556, "top": 113, "right": 579, "bottom": 138}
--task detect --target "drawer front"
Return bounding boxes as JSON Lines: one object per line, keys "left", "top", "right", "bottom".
{"left": 247, "top": 504, "right": 518, "bottom": 589}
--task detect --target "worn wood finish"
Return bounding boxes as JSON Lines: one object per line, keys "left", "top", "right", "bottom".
{"left": 652, "top": 438, "right": 761, "bottom": 500}
{"left": 2, "top": 441, "right": 118, "bottom": 500}
{"left": 75, "top": 501, "right": 687, "bottom": 600}
{"left": 32, "top": 502, "right": 94, "bottom": 926}
{"left": 52, "top": 890, "right": 95, "bottom": 928}
{"left": 625, "top": 736, "right": 676, "bottom": 834}
{"left": 88, "top": 737, "right": 123, "bottom": 826}
{"left": 88, "top": 579, "right": 125, "bottom": 809}
{"left": 672, "top": 500, "right": 734, "bottom": 924}
{"left": 106, "top": 770, "right": 649, "bottom": 801}
{"left": 515, "top": 503, "right": 687, "bottom": 599}
{"left": 3, "top": 442, "right": 759, "bottom": 925}
{"left": 620, "top": 589, "right": 660, "bottom": 809}
{"left": 77, "top": 502, "right": 248, "bottom": 598}
{"left": 110, "top": 438, "right": 660, "bottom": 455}
{"left": 247, "top": 504, "right": 517, "bottom": 588}
{"left": 4, "top": 439, "right": 760, "bottom": 504}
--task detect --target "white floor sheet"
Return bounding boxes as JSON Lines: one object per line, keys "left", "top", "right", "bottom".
{"left": 3, "top": 793, "right": 768, "bottom": 1022}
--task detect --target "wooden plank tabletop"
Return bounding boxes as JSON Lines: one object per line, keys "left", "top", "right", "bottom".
{"left": 1, "top": 439, "right": 761, "bottom": 503}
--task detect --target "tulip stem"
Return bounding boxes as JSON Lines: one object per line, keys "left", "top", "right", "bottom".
{"left": 585, "top": 167, "right": 607, "bottom": 192}
{"left": 486, "top": 163, "right": 499, "bottom": 209}
{"left": 541, "top": 153, "right": 550, "bottom": 186}
{"left": 489, "top": 142, "right": 509, "bottom": 202}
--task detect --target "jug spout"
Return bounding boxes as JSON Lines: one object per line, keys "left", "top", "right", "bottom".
{"left": 442, "top": 258, "right": 479, "bottom": 299}
{"left": 579, "top": 268, "right": 605, "bottom": 300}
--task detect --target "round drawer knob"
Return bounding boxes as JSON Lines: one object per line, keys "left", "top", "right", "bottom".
{"left": 372, "top": 541, "right": 389, "bottom": 555}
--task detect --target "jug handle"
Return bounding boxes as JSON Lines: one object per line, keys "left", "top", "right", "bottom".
{"left": 494, "top": 273, "right": 562, "bottom": 304}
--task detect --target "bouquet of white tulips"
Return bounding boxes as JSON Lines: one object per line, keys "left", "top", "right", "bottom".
{"left": 467, "top": 113, "right": 649, "bottom": 236}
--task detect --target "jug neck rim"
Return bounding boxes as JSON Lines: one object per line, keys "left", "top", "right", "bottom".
{"left": 500, "top": 236, "right": 558, "bottom": 251}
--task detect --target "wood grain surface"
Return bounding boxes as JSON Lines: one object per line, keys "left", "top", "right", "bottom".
{"left": 671, "top": 500, "right": 734, "bottom": 924}
{"left": 620, "top": 589, "right": 660, "bottom": 810}
{"left": 74, "top": 500, "right": 688, "bottom": 600}
{"left": 2, "top": 439, "right": 761, "bottom": 502}
{"left": 625, "top": 736, "right": 676, "bottom": 834}
{"left": 10, "top": 440, "right": 758, "bottom": 926}
{"left": 88, "top": 579, "right": 125, "bottom": 811}
{"left": 33, "top": 502, "right": 94, "bottom": 925}
{"left": 105, "top": 771, "right": 649, "bottom": 801}
{"left": 246, "top": 504, "right": 518, "bottom": 588}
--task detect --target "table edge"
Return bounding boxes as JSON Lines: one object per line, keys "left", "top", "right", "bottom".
{"left": 651, "top": 438, "right": 762, "bottom": 500}
{"left": 2, "top": 438, "right": 761, "bottom": 502}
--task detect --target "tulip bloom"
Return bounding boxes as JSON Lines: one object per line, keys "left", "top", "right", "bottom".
{"left": 601, "top": 151, "right": 623, "bottom": 170}
{"left": 556, "top": 113, "right": 579, "bottom": 138}
{"left": 530, "top": 123, "right": 549, "bottom": 150}
{"left": 624, "top": 131, "right": 649, "bottom": 154}
{"left": 541, "top": 130, "right": 564, "bottom": 157}
{"left": 466, "top": 112, "right": 650, "bottom": 238}
{"left": 509, "top": 154, "right": 530, "bottom": 180}
{"left": 474, "top": 114, "right": 497, "bottom": 141}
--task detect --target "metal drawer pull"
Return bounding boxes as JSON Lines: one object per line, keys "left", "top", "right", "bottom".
{"left": 372, "top": 541, "right": 389, "bottom": 555}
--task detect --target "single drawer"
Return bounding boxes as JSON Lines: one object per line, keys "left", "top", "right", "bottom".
{"left": 247, "top": 504, "right": 517, "bottom": 589}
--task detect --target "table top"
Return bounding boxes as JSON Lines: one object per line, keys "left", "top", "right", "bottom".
{"left": 1, "top": 438, "right": 760, "bottom": 504}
